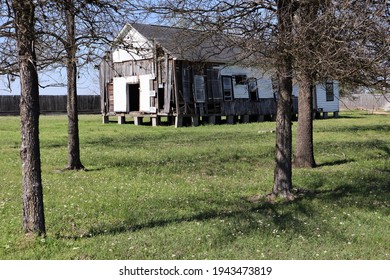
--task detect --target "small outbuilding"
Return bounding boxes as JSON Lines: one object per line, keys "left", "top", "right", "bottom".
{"left": 99, "top": 23, "right": 339, "bottom": 127}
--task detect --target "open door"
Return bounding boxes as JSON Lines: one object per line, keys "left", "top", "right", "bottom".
{"left": 139, "top": 74, "right": 155, "bottom": 113}
{"left": 113, "top": 77, "right": 129, "bottom": 112}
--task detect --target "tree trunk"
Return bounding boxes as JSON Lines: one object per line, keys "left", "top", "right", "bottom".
{"left": 272, "top": 0, "right": 294, "bottom": 199}
{"left": 65, "top": 0, "right": 84, "bottom": 170}
{"left": 294, "top": 72, "right": 316, "bottom": 168}
{"left": 293, "top": 2, "right": 319, "bottom": 169}
{"left": 272, "top": 63, "right": 294, "bottom": 198}
{"left": 13, "top": 0, "right": 46, "bottom": 236}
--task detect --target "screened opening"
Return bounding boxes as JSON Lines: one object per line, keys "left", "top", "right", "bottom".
{"left": 222, "top": 76, "right": 233, "bottom": 101}
{"left": 235, "top": 75, "right": 247, "bottom": 85}
{"left": 248, "top": 77, "right": 258, "bottom": 101}
{"left": 325, "top": 81, "right": 334, "bottom": 102}
{"left": 194, "top": 75, "right": 206, "bottom": 102}
{"left": 207, "top": 69, "right": 222, "bottom": 101}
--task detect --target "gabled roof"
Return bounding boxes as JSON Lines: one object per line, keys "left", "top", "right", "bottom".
{"left": 125, "top": 23, "right": 244, "bottom": 63}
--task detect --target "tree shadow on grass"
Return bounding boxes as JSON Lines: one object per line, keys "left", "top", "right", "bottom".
{"left": 335, "top": 114, "right": 365, "bottom": 119}
{"left": 59, "top": 172, "right": 389, "bottom": 241}
{"left": 316, "top": 159, "right": 354, "bottom": 168}
{"left": 56, "top": 163, "right": 389, "bottom": 259}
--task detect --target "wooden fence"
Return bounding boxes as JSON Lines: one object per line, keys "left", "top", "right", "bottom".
{"left": 340, "top": 94, "right": 390, "bottom": 112}
{"left": 0, "top": 95, "right": 101, "bottom": 115}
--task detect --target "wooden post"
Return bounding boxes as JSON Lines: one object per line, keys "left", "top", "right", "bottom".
{"left": 257, "top": 115, "right": 265, "bottom": 122}
{"left": 323, "top": 112, "right": 329, "bottom": 119}
{"left": 102, "top": 115, "right": 109, "bottom": 124}
{"left": 168, "top": 116, "right": 176, "bottom": 126}
{"left": 134, "top": 117, "right": 143, "bottom": 126}
{"left": 227, "top": 115, "right": 235, "bottom": 124}
{"left": 242, "top": 115, "right": 250, "bottom": 123}
{"left": 191, "top": 115, "right": 199, "bottom": 127}
{"left": 333, "top": 111, "right": 339, "bottom": 118}
{"left": 208, "top": 115, "right": 216, "bottom": 125}
{"left": 118, "top": 115, "right": 126, "bottom": 124}
{"left": 152, "top": 116, "right": 160, "bottom": 127}
{"left": 175, "top": 115, "right": 183, "bottom": 128}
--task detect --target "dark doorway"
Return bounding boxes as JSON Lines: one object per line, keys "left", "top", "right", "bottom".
{"left": 128, "top": 84, "right": 140, "bottom": 112}
{"left": 158, "top": 88, "right": 164, "bottom": 110}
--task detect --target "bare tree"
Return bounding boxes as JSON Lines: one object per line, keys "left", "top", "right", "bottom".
{"left": 292, "top": 1, "right": 321, "bottom": 168}
{"left": 34, "top": 0, "right": 140, "bottom": 170}
{"left": 272, "top": 0, "right": 294, "bottom": 199}
{"left": 64, "top": 0, "right": 83, "bottom": 170}
{"left": 292, "top": 0, "right": 389, "bottom": 168}
{"left": 10, "top": 0, "right": 46, "bottom": 236}
{"left": 0, "top": 2, "right": 18, "bottom": 89}
{"left": 144, "top": 0, "right": 296, "bottom": 198}
{"left": 0, "top": 0, "right": 140, "bottom": 235}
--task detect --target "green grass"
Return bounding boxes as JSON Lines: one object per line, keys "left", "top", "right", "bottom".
{"left": 0, "top": 111, "right": 389, "bottom": 259}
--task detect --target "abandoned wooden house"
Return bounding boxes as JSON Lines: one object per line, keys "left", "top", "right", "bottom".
{"left": 99, "top": 23, "right": 339, "bottom": 127}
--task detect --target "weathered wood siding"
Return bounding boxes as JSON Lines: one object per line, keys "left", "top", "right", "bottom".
{"left": 0, "top": 95, "right": 101, "bottom": 115}
{"left": 113, "top": 60, "right": 154, "bottom": 77}
{"left": 221, "top": 99, "right": 276, "bottom": 115}
{"left": 340, "top": 93, "right": 390, "bottom": 111}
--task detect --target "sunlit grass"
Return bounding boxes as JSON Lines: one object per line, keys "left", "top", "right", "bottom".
{"left": 0, "top": 111, "right": 389, "bottom": 259}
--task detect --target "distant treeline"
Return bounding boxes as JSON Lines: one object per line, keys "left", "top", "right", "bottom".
{"left": 0, "top": 95, "right": 100, "bottom": 115}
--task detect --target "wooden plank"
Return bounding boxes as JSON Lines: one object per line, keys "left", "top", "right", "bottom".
{"left": 0, "top": 95, "right": 100, "bottom": 115}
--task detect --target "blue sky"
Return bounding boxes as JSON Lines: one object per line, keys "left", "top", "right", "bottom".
{"left": 0, "top": 64, "right": 100, "bottom": 96}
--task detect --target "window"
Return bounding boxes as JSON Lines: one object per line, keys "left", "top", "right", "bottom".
{"left": 194, "top": 75, "right": 206, "bottom": 102}
{"left": 222, "top": 76, "right": 233, "bottom": 101}
{"left": 182, "top": 68, "right": 191, "bottom": 103}
{"left": 248, "top": 78, "right": 258, "bottom": 101}
{"left": 207, "top": 69, "right": 222, "bottom": 101}
{"left": 235, "top": 75, "right": 247, "bottom": 85}
{"left": 326, "top": 81, "right": 334, "bottom": 102}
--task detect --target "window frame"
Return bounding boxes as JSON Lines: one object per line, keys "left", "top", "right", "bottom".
{"left": 221, "top": 75, "right": 234, "bottom": 101}
{"left": 325, "top": 81, "right": 334, "bottom": 102}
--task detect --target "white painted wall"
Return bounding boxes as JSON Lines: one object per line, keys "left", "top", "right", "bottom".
{"left": 113, "top": 28, "right": 153, "bottom": 63}
{"left": 257, "top": 78, "right": 274, "bottom": 99}
{"left": 219, "top": 65, "right": 274, "bottom": 99}
{"left": 315, "top": 81, "right": 340, "bottom": 112}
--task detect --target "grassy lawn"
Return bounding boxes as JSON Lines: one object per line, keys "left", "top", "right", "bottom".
{"left": 0, "top": 111, "right": 389, "bottom": 260}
